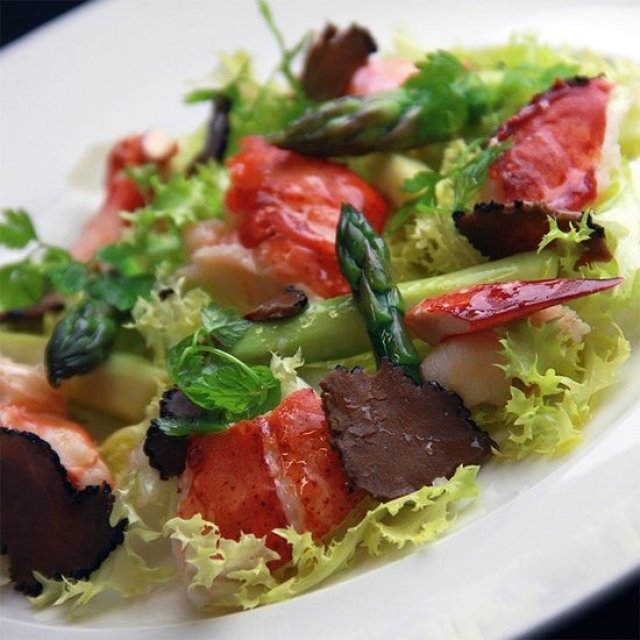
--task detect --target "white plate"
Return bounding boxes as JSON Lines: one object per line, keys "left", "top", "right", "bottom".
{"left": 1, "top": 1, "right": 639, "bottom": 638}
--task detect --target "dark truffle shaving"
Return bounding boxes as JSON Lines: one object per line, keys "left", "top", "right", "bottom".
{"left": 243, "top": 285, "right": 309, "bottom": 322}
{"left": 320, "top": 361, "right": 494, "bottom": 501}
{"left": 191, "top": 95, "right": 231, "bottom": 165}
{"left": 143, "top": 387, "right": 192, "bottom": 478}
{"left": 453, "top": 200, "right": 612, "bottom": 265}
{"left": 0, "top": 427, "right": 126, "bottom": 596}
{"left": 301, "top": 23, "right": 377, "bottom": 101}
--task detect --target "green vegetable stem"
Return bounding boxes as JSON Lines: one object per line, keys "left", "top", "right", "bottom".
{"left": 0, "top": 330, "right": 161, "bottom": 423}
{"left": 268, "top": 88, "right": 470, "bottom": 156}
{"left": 336, "top": 203, "right": 421, "bottom": 382}
{"left": 231, "top": 250, "right": 558, "bottom": 364}
{"left": 268, "top": 51, "right": 490, "bottom": 156}
{"left": 45, "top": 299, "right": 119, "bottom": 387}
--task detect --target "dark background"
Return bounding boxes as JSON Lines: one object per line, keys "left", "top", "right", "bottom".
{"left": 1, "top": 1, "right": 638, "bottom": 638}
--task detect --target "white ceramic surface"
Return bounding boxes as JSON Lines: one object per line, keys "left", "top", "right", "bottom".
{"left": 1, "top": 1, "right": 639, "bottom": 638}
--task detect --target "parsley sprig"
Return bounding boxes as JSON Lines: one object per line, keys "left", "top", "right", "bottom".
{"left": 387, "top": 139, "right": 509, "bottom": 234}
{"left": 0, "top": 209, "right": 74, "bottom": 310}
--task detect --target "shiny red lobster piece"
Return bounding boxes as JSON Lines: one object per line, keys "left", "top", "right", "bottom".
{"left": 406, "top": 277, "right": 622, "bottom": 345}
{"left": 177, "top": 388, "right": 365, "bottom": 568}
{"left": 347, "top": 58, "right": 417, "bottom": 95}
{"left": 225, "top": 136, "right": 389, "bottom": 298}
{"left": 488, "top": 76, "right": 613, "bottom": 211}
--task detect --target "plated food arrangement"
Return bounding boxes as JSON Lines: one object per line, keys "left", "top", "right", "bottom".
{"left": 1, "top": 1, "right": 639, "bottom": 626}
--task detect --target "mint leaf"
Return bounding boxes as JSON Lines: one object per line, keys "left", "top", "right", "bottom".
{"left": 154, "top": 410, "right": 228, "bottom": 436}
{"left": 189, "top": 361, "right": 272, "bottom": 414}
{"left": 201, "top": 303, "right": 251, "bottom": 348}
{"left": 165, "top": 334, "right": 281, "bottom": 433}
{"left": 0, "top": 209, "right": 38, "bottom": 249}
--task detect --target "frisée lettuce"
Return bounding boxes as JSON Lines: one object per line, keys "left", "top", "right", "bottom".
{"left": 0, "top": 7, "right": 638, "bottom": 624}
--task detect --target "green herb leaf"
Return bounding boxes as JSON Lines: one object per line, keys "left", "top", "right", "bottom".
{"left": 450, "top": 140, "right": 510, "bottom": 210}
{"left": 85, "top": 272, "right": 154, "bottom": 312}
{"left": 404, "top": 51, "right": 468, "bottom": 90}
{"left": 0, "top": 209, "right": 38, "bottom": 249}
{"left": 184, "top": 87, "right": 221, "bottom": 104}
{"left": 48, "top": 261, "right": 89, "bottom": 295}
{"left": 165, "top": 333, "right": 281, "bottom": 434}
{"left": 402, "top": 171, "right": 443, "bottom": 196}
{"left": 0, "top": 262, "right": 47, "bottom": 309}
{"left": 96, "top": 243, "right": 143, "bottom": 276}
{"left": 201, "top": 303, "right": 251, "bottom": 349}
{"left": 154, "top": 410, "right": 229, "bottom": 436}
{"left": 257, "top": 0, "right": 309, "bottom": 93}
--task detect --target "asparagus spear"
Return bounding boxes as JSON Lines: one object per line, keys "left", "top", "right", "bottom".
{"left": 0, "top": 330, "right": 162, "bottom": 424}
{"left": 267, "top": 87, "right": 475, "bottom": 156}
{"left": 336, "top": 203, "right": 421, "bottom": 382}
{"left": 45, "top": 298, "right": 119, "bottom": 387}
{"left": 268, "top": 48, "right": 493, "bottom": 158}
{"left": 230, "top": 250, "right": 558, "bottom": 364}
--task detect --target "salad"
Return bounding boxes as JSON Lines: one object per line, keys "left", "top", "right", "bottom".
{"left": 1, "top": 0, "right": 639, "bottom": 625}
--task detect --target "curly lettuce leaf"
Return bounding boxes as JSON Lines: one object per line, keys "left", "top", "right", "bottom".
{"left": 269, "top": 349, "right": 310, "bottom": 398}
{"left": 165, "top": 515, "right": 279, "bottom": 609}
{"left": 387, "top": 138, "right": 508, "bottom": 280}
{"left": 595, "top": 159, "right": 640, "bottom": 338}
{"left": 475, "top": 310, "right": 629, "bottom": 459}
{"left": 129, "top": 280, "right": 212, "bottom": 365}
{"left": 389, "top": 211, "right": 486, "bottom": 281}
{"left": 164, "top": 465, "right": 480, "bottom": 611}
{"left": 111, "top": 164, "right": 227, "bottom": 276}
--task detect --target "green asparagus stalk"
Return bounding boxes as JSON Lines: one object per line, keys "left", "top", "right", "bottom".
{"left": 267, "top": 87, "right": 475, "bottom": 156}
{"left": 268, "top": 48, "right": 494, "bottom": 158}
{"left": 0, "top": 330, "right": 162, "bottom": 424}
{"left": 45, "top": 298, "right": 119, "bottom": 387}
{"left": 336, "top": 203, "right": 421, "bottom": 382}
{"left": 231, "top": 249, "right": 558, "bottom": 364}
{"left": 268, "top": 49, "right": 576, "bottom": 158}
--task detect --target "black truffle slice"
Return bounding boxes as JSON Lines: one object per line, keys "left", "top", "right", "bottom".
{"left": 143, "top": 387, "right": 192, "bottom": 479}
{"left": 143, "top": 423, "right": 187, "bottom": 480}
{"left": 0, "top": 427, "right": 126, "bottom": 596}
{"left": 301, "top": 23, "right": 377, "bottom": 101}
{"left": 453, "top": 200, "right": 612, "bottom": 265}
{"left": 191, "top": 95, "right": 231, "bottom": 165}
{"left": 243, "top": 285, "right": 309, "bottom": 322}
{"left": 320, "top": 361, "right": 494, "bottom": 501}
